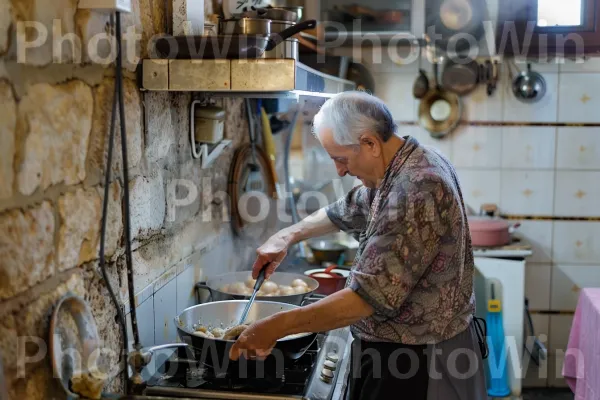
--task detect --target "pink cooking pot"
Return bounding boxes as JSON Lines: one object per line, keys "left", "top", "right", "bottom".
{"left": 467, "top": 216, "right": 521, "bottom": 247}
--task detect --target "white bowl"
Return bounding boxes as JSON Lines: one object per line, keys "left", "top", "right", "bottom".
{"left": 304, "top": 268, "right": 350, "bottom": 278}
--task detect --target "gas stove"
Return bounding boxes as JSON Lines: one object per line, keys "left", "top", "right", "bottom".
{"left": 143, "top": 327, "right": 352, "bottom": 400}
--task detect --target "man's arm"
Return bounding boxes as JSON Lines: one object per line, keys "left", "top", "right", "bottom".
{"left": 252, "top": 207, "right": 340, "bottom": 278}
{"left": 253, "top": 185, "right": 372, "bottom": 278}
{"left": 280, "top": 207, "right": 340, "bottom": 246}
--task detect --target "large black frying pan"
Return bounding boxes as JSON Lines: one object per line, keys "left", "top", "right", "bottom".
{"left": 173, "top": 300, "right": 317, "bottom": 372}
{"left": 152, "top": 19, "right": 316, "bottom": 59}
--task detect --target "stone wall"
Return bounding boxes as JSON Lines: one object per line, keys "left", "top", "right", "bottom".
{"left": 0, "top": 0, "right": 275, "bottom": 397}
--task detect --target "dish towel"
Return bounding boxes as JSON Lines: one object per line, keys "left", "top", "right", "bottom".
{"left": 562, "top": 288, "right": 600, "bottom": 400}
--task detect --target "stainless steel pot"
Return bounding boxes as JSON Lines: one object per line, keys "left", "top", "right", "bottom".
{"left": 196, "top": 271, "right": 319, "bottom": 306}
{"left": 219, "top": 17, "right": 271, "bottom": 35}
{"left": 174, "top": 300, "right": 318, "bottom": 368}
{"left": 270, "top": 19, "right": 295, "bottom": 33}
{"left": 244, "top": 7, "right": 299, "bottom": 22}
{"left": 264, "top": 20, "right": 298, "bottom": 59}
{"left": 265, "top": 38, "right": 298, "bottom": 59}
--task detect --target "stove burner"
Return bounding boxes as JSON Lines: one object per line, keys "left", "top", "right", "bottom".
{"left": 148, "top": 338, "right": 320, "bottom": 396}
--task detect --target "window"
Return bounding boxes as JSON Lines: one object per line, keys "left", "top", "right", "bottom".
{"left": 537, "top": 0, "right": 583, "bottom": 27}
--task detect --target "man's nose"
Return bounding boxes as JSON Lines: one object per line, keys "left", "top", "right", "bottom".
{"left": 336, "top": 163, "right": 347, "bottom": 177}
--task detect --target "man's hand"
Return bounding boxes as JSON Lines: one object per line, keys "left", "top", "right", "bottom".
{"left": 229, "top": 317, "right": 281, "bottom": 361}
{"left": 252, "top": 232, "right": 292, "bottom": 279}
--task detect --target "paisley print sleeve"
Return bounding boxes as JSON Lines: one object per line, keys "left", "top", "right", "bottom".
{"left": 348, "top": 175, "right": 451, "bottom": 318}
{"left": 325, "top": 185, "right": 373, "bottom": 240}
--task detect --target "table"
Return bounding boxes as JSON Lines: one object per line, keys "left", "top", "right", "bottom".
{"left": 562, "top": 288, "right": 600, "bottom": 400}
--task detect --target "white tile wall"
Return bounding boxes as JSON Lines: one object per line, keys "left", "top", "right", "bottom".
{"left": 134, "top": 297, "right": 155, "bottom": 347}
{"left": 361, "top": 46, "right": 421, "bottom": 74}
{"left": 528, "top": 314, "right": 550, "bottom": 343}
{"left": 559, "top": 57, "right": 600, "bottom": 73}
{"left": 501, "top": 127, "right": 556, "bottom": 169}
{"left": 462, "top": 83, "right": 504, "bottom": 121}
{"left": 454, "top": 169, "right": 502, "bottom": 214}
{"left": 548, "top": 354, "right": 569, "bottom": 388}
{"left": 405, "top": 125, "right": 453, "bottom": 160}
{"left": 525, "top": 264, "right": 552, "bottom": 310}
{"left": 549, "top": 314, "right": 574, "bottom": 354}
{"left": 558, "top": 74, "right": 600, "bottom": 123}
{"left": 153, "top": 277, "right": 178, "bottom": 345}
{"left": 513, "top": 221, "right": 553, "bottom": 263}
{"left": 511, "top": 58, "right": 560, "bottom": 73}
{"left": 451, "top": 126, "right": 502, "bottom": 168}
{"left": 176, "top": 264, "right": 198, "bottom": 314}
{"left": 553, "top": 221, "right": 600, "bottom": 264}
{"left": 502, "top": 73, "right": 559, "bottom": 123}
{"left": 554, "top": 171, "right": 600, "bottom": 217}
{"left": 551, "top": 264, "right": 600, "bottom": 311}
{"left": 373, "top": 73, "right": 416, "bottom": 121}
{"left": 500, "top": 170, "right": 555, "bottom": 215}
{"left": 556, "top": 127, "right": 600, "bottom": 170}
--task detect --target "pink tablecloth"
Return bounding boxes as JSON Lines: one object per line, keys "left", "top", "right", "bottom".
{"left": 562, "top": 288, "right": 600, "bottom": 400}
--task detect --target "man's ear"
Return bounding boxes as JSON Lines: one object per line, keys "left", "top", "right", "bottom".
{"left": 360, "top": 134, "right": 382, "bottom": 157}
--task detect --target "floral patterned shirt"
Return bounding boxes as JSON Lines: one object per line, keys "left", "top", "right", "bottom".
{"left": 325, "top": 136, "right": 476, "bottom": 345}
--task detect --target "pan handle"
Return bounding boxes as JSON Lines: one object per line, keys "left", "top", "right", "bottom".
{"left": 195, "top": 282, "right": 213, "bottom": 304}
{"left": 265, "top": 19, "right": 317, "bottom": 51}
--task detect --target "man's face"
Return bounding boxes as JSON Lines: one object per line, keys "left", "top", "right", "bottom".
{"left": 317, "top": 128, "right": 380, "bottom": 189}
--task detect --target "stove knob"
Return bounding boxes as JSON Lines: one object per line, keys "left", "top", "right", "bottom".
{"left": 320, "top": 367, "right": 334, "bottom": 383}
{"left": 326, "top": 352, "right": 339, "bottom": 363}
{"left": 323, "top": 360, "right": 337, "bottom": 371}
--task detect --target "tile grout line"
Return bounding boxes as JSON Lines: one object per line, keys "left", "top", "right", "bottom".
{"left": 550, "top": 71, "right": 560, "bottom": 316}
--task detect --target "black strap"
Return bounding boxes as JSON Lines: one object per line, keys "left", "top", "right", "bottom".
{"left": 473, "top": 316, "right": 489, "bottom": 359}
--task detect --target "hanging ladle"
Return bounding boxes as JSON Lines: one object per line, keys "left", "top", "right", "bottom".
{"left": 413, "top": 39, "right": 430, "bottom": 99}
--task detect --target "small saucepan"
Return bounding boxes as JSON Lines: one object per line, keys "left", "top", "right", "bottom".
{"left": 306, "top": 264, "right": 348, "bottom": 295}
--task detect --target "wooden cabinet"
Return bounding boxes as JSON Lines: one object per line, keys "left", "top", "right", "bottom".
{"left": 496, "top": 0, "right": 600, "bottom": 57}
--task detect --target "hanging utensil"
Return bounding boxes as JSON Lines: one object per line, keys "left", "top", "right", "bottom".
{"left": 49, "top": 294, "right": 104, "bottom": 399}
{"left": 512, "top": 63, "right": 546, "bottom": 104}
{"left": 243, "top": 98, "right": 265, "bottom": 193}
{"left": 418, "top": 53, "right": 463, "bottom": 138}
{"left": 412, "top": 43, "right": 429, "bottom": 99}
{"left": 441, "top": 57, "right": 480, "bottom": 96}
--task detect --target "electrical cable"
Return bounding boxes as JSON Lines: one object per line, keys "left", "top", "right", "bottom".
{"left": 98, "top": 12, "right": 130, "bottom": 394}
{"left": 115, "top": 11, "right": 141, "bottom": 350}
{"left": 97, "top": 12, "right": 142, "bottom": 395}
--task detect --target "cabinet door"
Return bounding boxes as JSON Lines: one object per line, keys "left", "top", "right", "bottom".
{"left": 496, "top": 0, "right": 600, "bottom": 57}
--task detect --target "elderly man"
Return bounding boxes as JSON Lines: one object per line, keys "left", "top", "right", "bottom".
{"left": 230, "top": 91, "right": 488, "bottom": 399}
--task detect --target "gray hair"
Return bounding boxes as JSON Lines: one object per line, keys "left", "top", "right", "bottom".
{"left": 312, "top": 91, "right": 398, "bottom": 145}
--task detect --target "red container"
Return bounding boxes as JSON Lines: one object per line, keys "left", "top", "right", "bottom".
{"left": 309, "top": 271, "right": 347, "bottom": 295}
